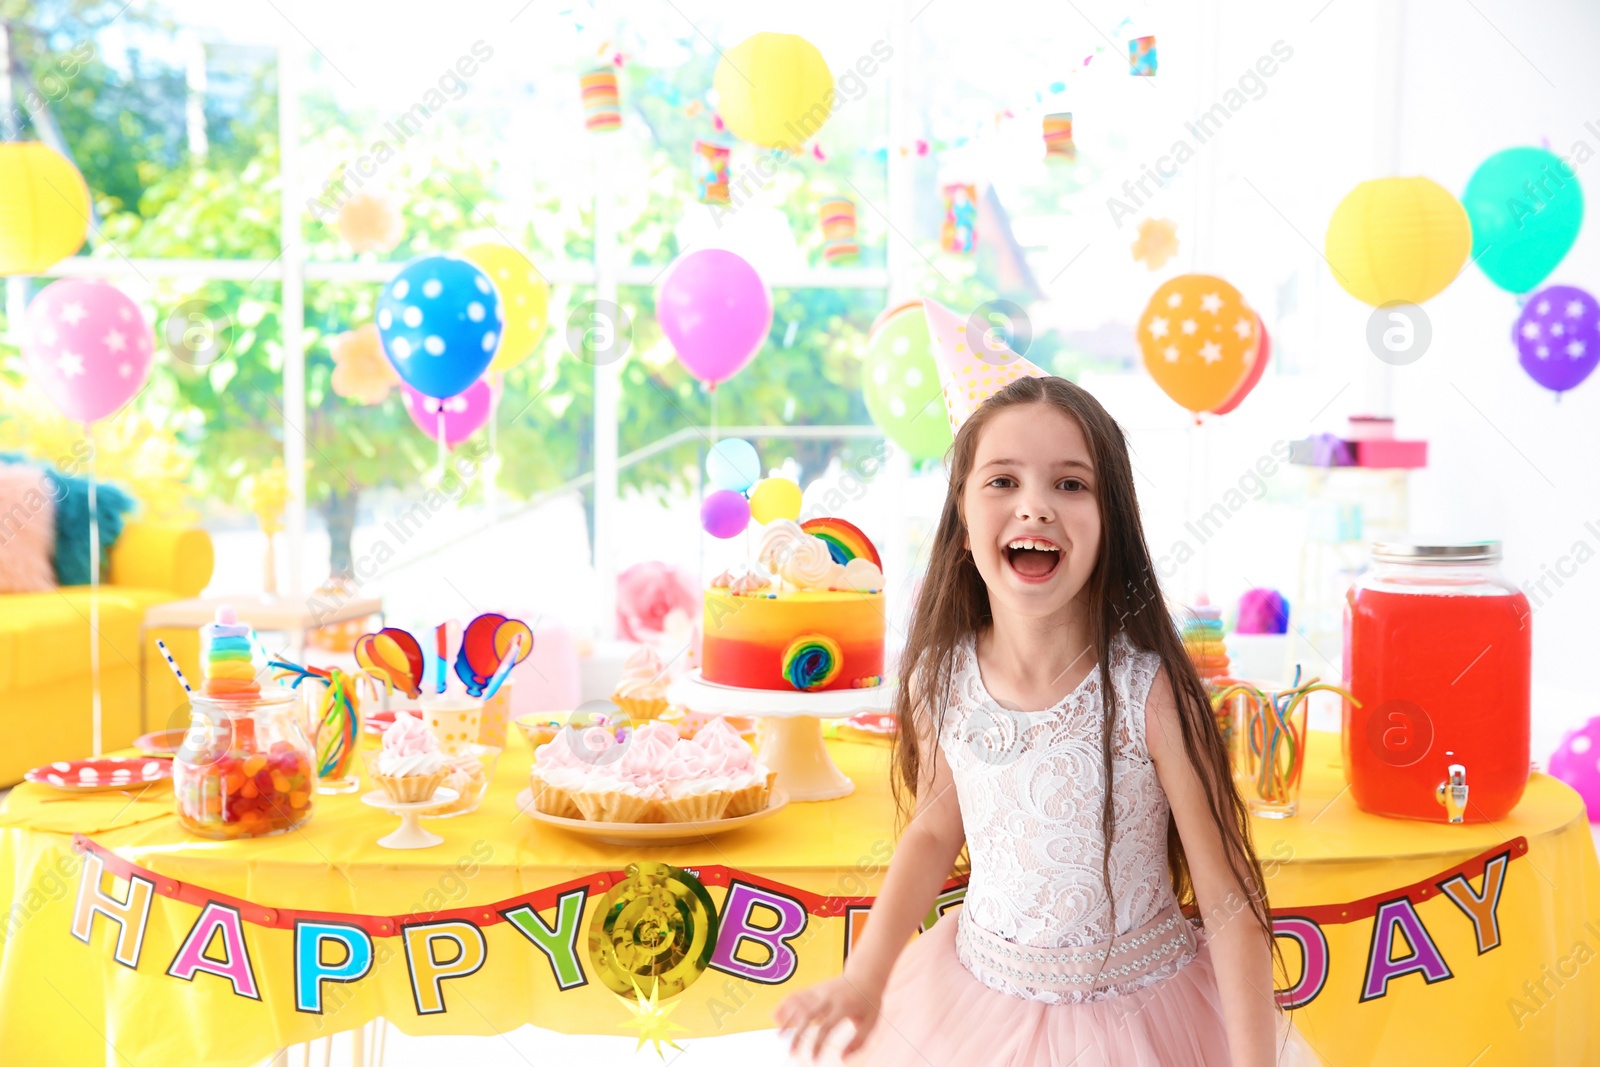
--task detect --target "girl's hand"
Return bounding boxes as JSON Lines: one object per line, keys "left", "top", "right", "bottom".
{"left": 773, "top": 974, "right": 882, "bottom": 1061}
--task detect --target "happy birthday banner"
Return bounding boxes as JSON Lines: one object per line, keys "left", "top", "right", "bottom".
{"left": 68, "top": 832, "right": 1528, "bottom": 1025}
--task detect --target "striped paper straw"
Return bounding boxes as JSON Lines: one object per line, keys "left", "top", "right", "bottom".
{"left": 155, "top": 638, "right": 193, "bottom": 693}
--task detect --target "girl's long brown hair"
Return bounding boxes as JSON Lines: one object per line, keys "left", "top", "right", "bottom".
{"left": 889, "top": 374, "right": 1279, "bottom": 973}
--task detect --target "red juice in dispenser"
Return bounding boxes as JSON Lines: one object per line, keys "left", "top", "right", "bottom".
{"left": 1343, "top": 542, "right": 1531, "bottom": 823}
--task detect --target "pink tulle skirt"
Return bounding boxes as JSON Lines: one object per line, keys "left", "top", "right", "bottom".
{"left": 799, "top": 916, "right": 1323, "bottom": 1067}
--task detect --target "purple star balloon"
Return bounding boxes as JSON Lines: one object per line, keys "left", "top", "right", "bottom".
{"left": 1514, "top": 284, "right": 1600, "bottom": 395}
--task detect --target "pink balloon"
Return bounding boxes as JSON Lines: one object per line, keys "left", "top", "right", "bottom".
{"left": 701, "top": 489, "right": 750, "bottom": 539}
{"left": 23, "top": 279, "right": 153, "bottom": 422}
{"left": 1548, "top": 717, "right": 1600, "bottom": 822}
{"left": 401, "top": 378, "right": 495, "bottom": 447}
{"left": 658, "top": 249, "right": 772, "bottom": 386}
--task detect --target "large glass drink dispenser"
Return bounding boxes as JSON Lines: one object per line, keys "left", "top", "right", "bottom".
{"left": 1343, "top": 542, "right": 1531, "bottom": 823}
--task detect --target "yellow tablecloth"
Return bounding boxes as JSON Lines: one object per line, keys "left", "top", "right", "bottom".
{"left": 0, "top": 730, "right": 1595, "bottom": 1065}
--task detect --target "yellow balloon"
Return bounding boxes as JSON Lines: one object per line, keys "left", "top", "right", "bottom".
{"left": 748, "top": 477, "right": 802, "bottom": 524}
{"left": 0, "top": 143, "right": 90, "bottom": 276}
{"left": 461, "top": 242, "right": 551, "bottom": 373}
{"left": 1324, "top": 177, "right": 1470, "bottom": 307}
{"left": 713, "top": 33, "right": 834, "bottom": 150}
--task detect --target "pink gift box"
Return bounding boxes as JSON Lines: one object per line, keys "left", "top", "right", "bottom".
{"left": 1346, "top": 415, "right": 1395, "bottom": 441}
{"left": 1351, "top": 439, "right": 1427, "bottom": 468}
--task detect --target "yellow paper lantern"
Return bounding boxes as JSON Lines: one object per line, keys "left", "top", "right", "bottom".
{"left": 461, "top": 243, "right": 550, "bottom": 374}
{"left": 748, "top": 477, "right": 802, "bottom": 524}
{"left": 1324, "top": 177, "right": 1471, "bottom": 307}
{"left": 0, "top": 143, "right": 90, "bottom": 276}
{"left": 713, "top": 33, "right": 834, "bottom": 151}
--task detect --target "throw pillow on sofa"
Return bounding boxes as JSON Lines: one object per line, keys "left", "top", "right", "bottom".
{"left": 0, "top": 453, "right": 136, "bottom": 586}
{"left": 0, "top": 464, "right": 57, "bottom": 592}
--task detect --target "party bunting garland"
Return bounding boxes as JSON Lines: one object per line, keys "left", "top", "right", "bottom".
{"left": 67, "top": 832, "right": 1526, "bottom": 934}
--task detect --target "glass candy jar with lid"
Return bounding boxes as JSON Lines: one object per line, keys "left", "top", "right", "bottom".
{"left": 174, "top": 688, "right": 316, "bottom": 839}
{"left": 1343, "top": 542, "right": 1531, "bottom": 823}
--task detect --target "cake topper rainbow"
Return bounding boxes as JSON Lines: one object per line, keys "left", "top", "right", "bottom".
{"left": 799, "top": 517, "right": 881, "bottom": 570}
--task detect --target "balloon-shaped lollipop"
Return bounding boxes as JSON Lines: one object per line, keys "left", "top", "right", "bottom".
{"left": 455, "top": 613, "right": 534, "bottom": 695}
{"left": 355, "top": 627, "right": 425, "bottom": 698}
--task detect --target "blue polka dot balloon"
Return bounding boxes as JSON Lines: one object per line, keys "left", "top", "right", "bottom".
{"left": 375, "top": 254, "right": 504, "bottom": 399}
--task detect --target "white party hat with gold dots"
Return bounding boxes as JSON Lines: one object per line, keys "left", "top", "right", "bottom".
{"left": 925, "top": 299, "right": 1050, "bottom": 434}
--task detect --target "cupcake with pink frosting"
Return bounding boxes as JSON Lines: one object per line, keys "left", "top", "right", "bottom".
{"left": 612, "top": 646, "right": 670, "bottom": 721}
{"left": 365, "top": 712, "right": 447, "bottom": 803}
{"left": 530, "top": 726, "right": 612, "bottom": 818}
{"left": 695, "top": 717, "right": 776, "bottom": 816}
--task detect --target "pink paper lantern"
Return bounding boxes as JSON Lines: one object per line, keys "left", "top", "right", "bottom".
{"left": 23, "top": 279, "right": 153, "bottom": 422}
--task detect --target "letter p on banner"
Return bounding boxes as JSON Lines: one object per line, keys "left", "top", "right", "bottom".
{"left": 403, "top": 920, "right": 487, "bottom": 1014}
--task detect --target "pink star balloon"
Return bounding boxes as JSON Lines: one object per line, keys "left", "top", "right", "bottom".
{"left": 22, "top": 279, "right": 153, "bottom": 422}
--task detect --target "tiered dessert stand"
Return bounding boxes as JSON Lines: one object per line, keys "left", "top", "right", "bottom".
{"left": 666, "top": 671, "right": 896, "bottom": 801}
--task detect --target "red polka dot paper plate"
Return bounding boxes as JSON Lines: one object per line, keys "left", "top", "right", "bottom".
{"left": 24, "top": 758, "right": 174, "bottom": 793}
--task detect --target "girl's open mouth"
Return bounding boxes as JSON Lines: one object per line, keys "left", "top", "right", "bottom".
{"left": 1004, "top": 538, "right": 1061, "bottom": 581}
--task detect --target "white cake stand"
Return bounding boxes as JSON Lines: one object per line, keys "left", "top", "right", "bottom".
{"left": 666, "top": 671, "right": 896, "bottom": 801}
{"left": 360, "top": 788, "right": 459, "bottom": 849}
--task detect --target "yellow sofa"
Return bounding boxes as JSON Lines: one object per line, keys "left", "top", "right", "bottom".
{"left": 0, "top": 521, "right": 214, "bottom": 786}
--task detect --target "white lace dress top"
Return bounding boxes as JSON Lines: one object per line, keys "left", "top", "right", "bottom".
{"left": 937, "top": 629, "right": 1193, "bottom": 1003}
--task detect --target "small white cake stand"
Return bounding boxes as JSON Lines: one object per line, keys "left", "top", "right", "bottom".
{"left": 667, "top": 671, "right": 895, "bottom": 802}
{"left": 360, "top": 788, "right": 459, "bottom": 849}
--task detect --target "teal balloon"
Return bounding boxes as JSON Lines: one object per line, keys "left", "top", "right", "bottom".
{"left": 1462, "top": 147, "right": 1584, "bottom": 294}
{"left": 861, "top": 303, "right": 952, "bottom": 463}
{"left": 706, "top": 438, "right": 761, "bottom": 492}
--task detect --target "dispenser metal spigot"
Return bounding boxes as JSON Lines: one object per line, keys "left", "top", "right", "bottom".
{"left": 1436, "top": 764, "right": 1468, "bottom": 824}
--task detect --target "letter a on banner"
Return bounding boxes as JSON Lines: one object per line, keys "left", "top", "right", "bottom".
{"left": 167, "top": 902, "right": 262, "bottom": 999}
{"left": 1361, "top": 898, "right": 1452, "bottom": 1002}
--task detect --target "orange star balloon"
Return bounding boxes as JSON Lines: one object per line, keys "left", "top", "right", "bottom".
{"left": 1130, "top": 217, "right": 1179, "bottom": 270}
{"left": 1137, "top": 274, "right": 1255, "bottom": 413}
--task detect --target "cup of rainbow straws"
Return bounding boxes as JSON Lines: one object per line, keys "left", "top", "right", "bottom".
{"left": 1211, "top": 668, "right": 1355, "bottom": 818}
{"left": 274, "top": 662, "right": 386, "bottom": 795}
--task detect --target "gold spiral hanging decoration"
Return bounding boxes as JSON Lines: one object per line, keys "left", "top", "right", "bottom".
{"left": 587, "top": 861, "right": 719, "bottom": 999}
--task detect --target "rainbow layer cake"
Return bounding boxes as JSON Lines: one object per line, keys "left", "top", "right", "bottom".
{"left": 701, "top": 517, "right": 886, "bottom": 692}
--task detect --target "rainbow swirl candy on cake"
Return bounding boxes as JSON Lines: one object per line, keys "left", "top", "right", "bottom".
{"left": 202, "top": 605, "right": 260, "bottom": 699}
{"left": 781, "top": 634, "right": 843, "bottom": 691}
{"left": 800, "top": 517, "right": 881, "bottom": 569}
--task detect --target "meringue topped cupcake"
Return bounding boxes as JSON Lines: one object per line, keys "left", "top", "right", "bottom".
{"left": 612, "top": 646, "right": 670, "bottom": 721}
{"left": 365, "top": 712, "right": 447, "bottom": 803}
{"left": 695, "top": 717, "right": 776, "bottom": 816}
